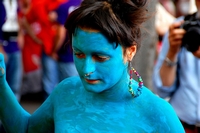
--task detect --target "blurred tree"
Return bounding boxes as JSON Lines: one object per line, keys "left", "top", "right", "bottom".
{"left": 132, "top": 0, "right": 158, "bottom": 90}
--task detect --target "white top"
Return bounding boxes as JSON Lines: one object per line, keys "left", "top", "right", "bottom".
{"left": 2, "top": 0, "right": 19, "bottom": 32}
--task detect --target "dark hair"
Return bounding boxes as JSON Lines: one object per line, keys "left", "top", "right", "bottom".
{"left": 65, "top": 0, "right": 148, "bottom": 50}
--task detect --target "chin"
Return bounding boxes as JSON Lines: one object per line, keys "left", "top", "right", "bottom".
{"left": 82, "top": 81, "right": 103, "bottom": 93}
{"left": 84, "top": 86, "right": 103, "bottom": 93}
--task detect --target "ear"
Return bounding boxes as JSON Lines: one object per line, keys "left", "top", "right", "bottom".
{"left": 126, "top": 45, "right": 137, "bottom": 61}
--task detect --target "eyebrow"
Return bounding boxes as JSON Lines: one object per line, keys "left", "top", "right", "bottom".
{"left": 72, "top": 46, "right": 112, "bottom": 56}
{"left": 72, "top": 47, "right": 79, "bottom": 51}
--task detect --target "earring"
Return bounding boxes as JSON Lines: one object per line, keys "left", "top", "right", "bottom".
{"left": 128, "top": 63, "right": 143, "bottom": 98}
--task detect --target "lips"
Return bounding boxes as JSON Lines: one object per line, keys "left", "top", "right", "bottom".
{"left": 85, "top": 78, "right": 99, "bottom": 84}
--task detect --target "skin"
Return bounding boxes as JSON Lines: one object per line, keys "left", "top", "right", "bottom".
{"left": 0, "top": 28, "right": 184, "bottom": 132}
{"left": 160, "top": 21, "right": 185, "bottom": 86}
{"left": 160, "top": 0, "right": 200, "bottom": 86}
{"left": 192, "top": 46, "right": 200, "bottom": 57}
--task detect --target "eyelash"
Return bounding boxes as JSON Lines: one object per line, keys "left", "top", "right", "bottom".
{"left": 74, "top": 53, "right": 109, "bottom": 62}
{"left": 93, "top": 55, "right": 109, "bottom": 62}
{"left": 74, "top": 53, "right": 85, "bottom": 58}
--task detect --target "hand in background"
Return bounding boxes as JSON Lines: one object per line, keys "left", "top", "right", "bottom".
{"left": 168, "top": 21, "right": 186, "bottom": 55}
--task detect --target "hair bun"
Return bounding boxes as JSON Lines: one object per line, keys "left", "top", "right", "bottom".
{"left": 105, "top": 0, "right": 148, "bottom": 26}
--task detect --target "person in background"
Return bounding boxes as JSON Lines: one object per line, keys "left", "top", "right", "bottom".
{"left": 37, "top": 0, "right": 66, "bottom": 97}
{"left": 173, "top": 0, "right": 197, "bottom": 17}
{"left": 155, "top": 2, "right": 175, "bottom": 60}
{"left": 155, "top": 0, "right": 197, "bottom": 62}
{"left": 18, "top": 0, "right": 43, "bottom": 95}
{"left": 159, "top": 0, "right": 176, "bottom": 16}
{"left": 0, "top": 0, "right": 6, "bottom": 55}
{"left": 1, "top": 0, "right": 23, "bottom": 101}
{"left": 0, "top": 1, "right": 6, "bottom": 132}
{"left": 0, "top": 0, "right": 184, "bottom": 132}
{"left": 153, "top": 0, "right": 200, "bottom": 132}
{"left": 20, "top": 0, "right": 65, "bottom": 98}
{"left": 50, "top": 0, "right": 80, "bottom": 83}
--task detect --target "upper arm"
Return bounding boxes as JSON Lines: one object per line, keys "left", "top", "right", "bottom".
{"left": 28, "top": 96, "right": 54, "bottom": 133}
{"left": 154, "top": 99, "right": 185, "bottom": 133}
{"left": 152, "top": 31, "right": 178, "bottom": 97}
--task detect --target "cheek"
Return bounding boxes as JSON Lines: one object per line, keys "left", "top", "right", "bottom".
{"left": 73, "top": 55, "right": 82, "bottom": 72}
{"left": 100, "top": 57, "right": 127, "bottom": 81}
{"left": 99, "top": 48, "right": 127, "bottom": 80}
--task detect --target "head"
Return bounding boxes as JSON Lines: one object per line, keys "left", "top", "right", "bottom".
{"left": 173, "top": 0, "right": 197, "bottom": 17}
{"left": 65, "top": 0, "right": 148, "bottom": 93}
{"left": 18, "top": 0, "right": 31, "bottom": 10}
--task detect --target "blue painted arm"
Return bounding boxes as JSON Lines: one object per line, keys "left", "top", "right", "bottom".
{"left": 27, "top": 96, "right": 54, "bottom": 133}
{"left": 0, "top": 53, "right": 30, "bottom": 133}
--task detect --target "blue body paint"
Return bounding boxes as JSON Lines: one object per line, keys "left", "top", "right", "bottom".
{"left": 0, "top": 28, "right": 185, "bottom": 132}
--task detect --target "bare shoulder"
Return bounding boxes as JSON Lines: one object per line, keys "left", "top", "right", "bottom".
{"left": 54, "top": 76, "right": 82, "bottom": 92}
{"left": 137, "top": 87, "right": 175, "bottom": 115}
{"left": 49, "top": 76, "right": 83, "bottom": 99}
{"left": 134, "top": 87, "right": 184, "bottom": 132}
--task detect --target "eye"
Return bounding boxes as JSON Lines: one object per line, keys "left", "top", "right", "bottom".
{"left": 74, "top": 53, "right": 85, "bottom": 59}
{"left": 93, "top": 55, "right": 109, "bottom": 62}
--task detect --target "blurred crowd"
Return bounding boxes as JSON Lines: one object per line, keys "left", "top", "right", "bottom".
{"left": 0, "top": 0, "right": 81, "bottom": 101}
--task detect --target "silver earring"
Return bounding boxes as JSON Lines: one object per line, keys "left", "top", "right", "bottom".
{"left": 0, "top": 67, "right": 4, "bottom": 75}
{"left": 85, "top": 72, "right": 93, "bottom": 77}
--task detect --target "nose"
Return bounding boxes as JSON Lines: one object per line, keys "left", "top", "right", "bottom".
{"left": 82, "top": 57, "right": 96, "bottom": 75}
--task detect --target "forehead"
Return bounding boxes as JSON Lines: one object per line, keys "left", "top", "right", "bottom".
{"left": 72, "top": 27, "right": 119, "bottom": 53}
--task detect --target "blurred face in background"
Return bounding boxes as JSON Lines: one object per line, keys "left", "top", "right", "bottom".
{"left": 176, "top": 0, "right": 190, "bottom": 16}
{"left": 196, "top": 0, "right": 200, "bottom": 11}
{"left": 18, "top": 0, "right": 31, "bottom": 12}
{"left": 19, "top": 0, "right": 30, "bottom": 7}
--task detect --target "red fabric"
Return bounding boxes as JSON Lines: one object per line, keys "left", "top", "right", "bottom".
{"left": 25, "top": 0, "right": 67, "bottom": 55}
{"left": 22, "top": 35, "right": 42, "bottom": 73}
{"left": 181, "top": 120, "right": 200, "bottom": 133}
{"left": 47, "top": 0, "right": 67, "bottom": 11}
{"left": 184, "top": 127, "right": 200, "bottom": 133}
{"left": 18, "top": 4, "right": 42, "bottom": 73}
{"left": 18, "top": 0, "right": 67, "bottom": 72}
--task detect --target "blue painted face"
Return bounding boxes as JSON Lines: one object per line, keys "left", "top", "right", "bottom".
{"left": 72, "top": 28, "right": 128, "bottom": 93}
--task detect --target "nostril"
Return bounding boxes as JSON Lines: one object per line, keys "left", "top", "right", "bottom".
{"left": 84, "top": 72, "right": 93, "bottom": 77}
